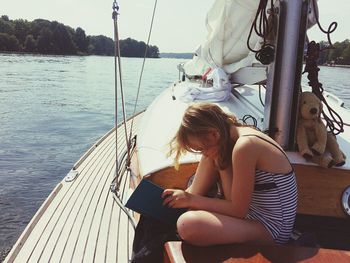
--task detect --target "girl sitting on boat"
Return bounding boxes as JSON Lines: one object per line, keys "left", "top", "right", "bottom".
{"left": 163, "top": 103, "right": 298, "bottom": 245}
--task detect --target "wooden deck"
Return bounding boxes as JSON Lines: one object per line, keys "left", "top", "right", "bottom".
{"left": 5, "top": 114, "right": 143, "bottom": 263}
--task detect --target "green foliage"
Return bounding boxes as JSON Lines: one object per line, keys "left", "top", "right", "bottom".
{"left": 0, "top": 15, "right": 160, "bottom": 57}
{"left": 0, "top": 18, "right": 14, "bottom": 35}
{"left": 89, "top": 35, "right": 114, "bottom": 56}
{"left": 14, "top": 19, "right": 30, "bottom": 45}
{"left": 342, "top": 45, "right": 350, "bottom": 62}
{"left": 37, "top": 27, "right": 53, "bottom": 53}
{"left": 1, "top": 15, "right": 9, "bottom": 22}
{"left": 24, "top": 34, "right": 36, "bottom": 52}
{"left": 75, "top": 27, "right": 89, "bottom": 53}
{"left": 317, "top": 40, "right": 350, "bottom": 65}
{"left": 0, "top": 33, "right": 19, "bottom": 51}
{"left": 118, "top": 37, "right": 159, "bottom": 58}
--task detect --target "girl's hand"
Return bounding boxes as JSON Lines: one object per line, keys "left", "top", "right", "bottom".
{"left": 162, "top": 189, "right": 192, "bottom": 208}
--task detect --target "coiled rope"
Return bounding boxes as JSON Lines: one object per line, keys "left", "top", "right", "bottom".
{"left": 302, "top": 0, "right": 344, "bottom": 135}
{"left": 310, "top": 0, "right": 337, "bottom": 49}
{"left": 246, "top": 0, "right": 276, "bottom": 65}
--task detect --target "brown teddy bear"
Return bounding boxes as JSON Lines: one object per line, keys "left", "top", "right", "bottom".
{"left": 296, "top": 92, "right": 346, "bottom": 168}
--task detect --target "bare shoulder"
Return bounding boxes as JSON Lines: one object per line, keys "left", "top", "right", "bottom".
{"left": 231, "top": 135, "right": 260, "bottom": 174}
{"left": 238, "top": 129, "right": 279, "bottom": 149}
{"left": 232, "top": 135, "right": 260, "bottom": 158}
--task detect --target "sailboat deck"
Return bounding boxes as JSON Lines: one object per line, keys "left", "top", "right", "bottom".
{"left": 5, "top": 114, "right": 143, "bottom": 263}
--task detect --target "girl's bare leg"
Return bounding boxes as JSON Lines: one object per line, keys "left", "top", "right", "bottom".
{"left": 177, "top": 210, "right": 274, "bottom": 246}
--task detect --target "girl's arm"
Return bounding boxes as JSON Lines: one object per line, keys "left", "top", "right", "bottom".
{"left": 186, "top": 155, "right": 218, "bottom": 195}
{"left": 163, "top": 137, "right": 258, "bottom": 219}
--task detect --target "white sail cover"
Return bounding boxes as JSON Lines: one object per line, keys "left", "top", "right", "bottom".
{"left": 184, "top": 0, "right": 319, "bottom": 76}
{"left": 184, "top": 0, "right": 262, "bottom": 75}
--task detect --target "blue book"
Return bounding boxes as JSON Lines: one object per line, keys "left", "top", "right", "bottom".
{"left": 125, "top": 179, "right": 187, "bottom": 225}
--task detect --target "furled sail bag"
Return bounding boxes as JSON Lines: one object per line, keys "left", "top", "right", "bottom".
{"left": 184, "top": 0, "right": 263, "bottom": 76}
{"left": 183, "top": 0, "right": 318, "bottom": 76}
{"left": 202, "top": 0, "right": 262, "bottom": 72}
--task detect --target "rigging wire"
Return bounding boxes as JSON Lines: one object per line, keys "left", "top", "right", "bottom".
{"left": 129, "top": 0, "right": 159, "bottom": 144}
{"left": 111, "top": 1, "right": 137, "bottom": 235}
{"left": 110, "top": 0, "right": 159, "bottom": 232}
{"left": 112, "top": 1, "right": 131, "bottom": 192}
{"left": 112, "top": 2, "right": 120, "bottom": 185}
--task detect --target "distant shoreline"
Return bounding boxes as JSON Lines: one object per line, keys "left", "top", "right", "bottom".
{"left": 159, "top": 52, "right": 193, "bottom": 59}
{"left": 2, "top": 52, "right": 350, "bottom": 66}
{"left": 0, "top": 51, "right": 194, "bottom": 59}
{"left": 323, "top": 64, "right": 350, "bottom": 68}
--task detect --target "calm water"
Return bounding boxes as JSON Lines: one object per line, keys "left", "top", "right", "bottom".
{"left": 0, "top": 54, "right": 182, "bottom": 252}
{"left": 0, "top": 54, "right": 349, "bottom": 252}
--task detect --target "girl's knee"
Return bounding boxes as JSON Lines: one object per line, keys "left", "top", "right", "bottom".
{"left": 176, "top": 211, "right": 203, "bottom": 244}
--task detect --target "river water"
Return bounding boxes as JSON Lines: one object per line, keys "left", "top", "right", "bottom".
{"left": 0, "top": 54, "right": 349, "bottom": 254}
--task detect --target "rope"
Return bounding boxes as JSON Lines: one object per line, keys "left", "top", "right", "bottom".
{"left": 129, "top": 0, "right": 159, "bottom": 144}
{"left": 246, "top": 0, "right": 276, "bottom": 65}
{"left": 310, "top": 0, "right": 337, "bottom": 49}
{"left": 302, "top": 41, "right": 344, "bottom": 135}
{"left": 259, "top": 84, "right": 265, "bottom": 106}
{"left": 113, "top": 192, "right": 137, "bottom": 229}
{"left": 240, "top": 115, "right": 260, "bottom": 131}
{"left": 110, "top": 135, "right": 138, "bottom": 230}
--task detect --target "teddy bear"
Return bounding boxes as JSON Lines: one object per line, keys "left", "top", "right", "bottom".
{"left": 296, "top": 91, "right": 346, "bottom": 168}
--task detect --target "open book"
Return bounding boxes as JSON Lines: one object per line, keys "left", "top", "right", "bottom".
{"left": 125, "top": 179, "right": 187, "bottom": 225}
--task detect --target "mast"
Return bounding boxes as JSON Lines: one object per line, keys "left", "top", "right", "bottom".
{"left": 263, "top": 0, "right": 309, "bottom": 149}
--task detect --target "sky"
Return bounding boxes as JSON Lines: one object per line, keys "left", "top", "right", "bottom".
{"left": 1, "top": 0, "right": 349, "bottom": 53}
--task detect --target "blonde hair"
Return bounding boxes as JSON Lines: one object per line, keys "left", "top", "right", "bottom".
{"left": 169, "top": 103, "right": 244, "bottom": 170}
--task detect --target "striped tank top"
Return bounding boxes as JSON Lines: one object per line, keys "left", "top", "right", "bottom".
{"left": 243, "top": 135, "right": 298, "bottom": 244}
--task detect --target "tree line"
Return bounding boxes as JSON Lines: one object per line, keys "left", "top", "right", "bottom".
{"left": 0, "top": 15, "right": 159, "bottom": 58}
{"left": 318, "top": 40, "right": 350, "bottom": 65}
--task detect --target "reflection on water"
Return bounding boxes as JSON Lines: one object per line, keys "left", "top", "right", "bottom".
{"left": 0, "top": 54, "right": 349, "bottom": 252}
